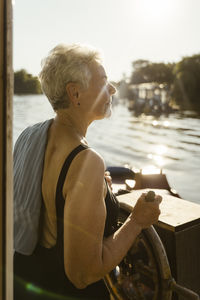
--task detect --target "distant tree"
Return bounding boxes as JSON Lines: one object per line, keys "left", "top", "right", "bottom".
{"left": 130, "top": 60, "right": 150, "bottom": 84}
{"left": 172, "top": 54, "right": 200, "bottom": 111}
{"left": 132, "top": 59, "right": 150, "bottom": 70}
{"left": 130, "top": 60, "right": 174, "bottom": 85}
{"left": 144, "top": 63, "right": 175, "bottom": 84}
{"left": 14, "top": 69, "right": 42, "bottom": 94}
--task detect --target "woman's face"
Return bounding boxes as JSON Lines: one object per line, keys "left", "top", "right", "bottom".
{"left": 81, "top": 61, "right": 116, "bottom": 120}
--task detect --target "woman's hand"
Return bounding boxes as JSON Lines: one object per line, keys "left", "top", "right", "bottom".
{"left": 105, "top": 171, "right": 112, "bottom": 190}
{"left": 132, "top": 192, "right": 162, "bottom": 229}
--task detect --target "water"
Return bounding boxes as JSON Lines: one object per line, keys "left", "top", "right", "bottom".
{"left": 13, "top": 94, "right": 200, "bottom": 204}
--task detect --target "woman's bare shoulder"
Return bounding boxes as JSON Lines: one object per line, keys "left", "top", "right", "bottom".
{"left": 63, "top": 146, "right": 106, "bottom": 194}
{"left": 83, "top": 147, "right": 105, "bottom": 164}
{"left": 72, "top": 146, "right": 105, "bottom": 170}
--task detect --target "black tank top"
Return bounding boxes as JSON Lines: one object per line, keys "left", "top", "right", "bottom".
{"left": 14, "top": 144, "right": 120, "bottom": 300}
{"left": 56, "top": 144, "right": 119, "bottom": 247}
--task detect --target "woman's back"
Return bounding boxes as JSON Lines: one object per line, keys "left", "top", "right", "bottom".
{"left": 41, "top": 121, "right": 90, "bottom": 248}
{"left": 14, "top": 134, "right": 112, "bottom": 299}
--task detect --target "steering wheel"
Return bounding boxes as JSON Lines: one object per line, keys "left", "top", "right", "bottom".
{"left": 104, "top": 207, "right": 172, "bottom": 300}
{"left": 104, "top": 192, "right": 199, "bottom": 300}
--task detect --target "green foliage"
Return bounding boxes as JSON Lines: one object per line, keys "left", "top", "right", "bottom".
{"left": 130, "top": 54, "right": 200, "bottom": 111}
{"left": 130, "top": 60, "right": 150, "bottom": 84}
{"left": 130, "top": 61, "right": 175, "bottom": 85}
{"left": 172, "top": 54, "right": 200, "bottom": 110}
{"left": 14, "top": 69, "right": 42, "bottom": 94}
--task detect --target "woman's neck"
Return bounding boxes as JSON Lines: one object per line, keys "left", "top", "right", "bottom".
{"left": 54, "top": 109, "right": 90, "bottom": 139}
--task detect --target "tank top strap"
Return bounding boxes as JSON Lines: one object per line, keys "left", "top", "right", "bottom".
{"left": 55, "top": 144, "right": 88, "bottom": 248}
{"left": 56, "top": 144, "right": 88, "bottom": 217}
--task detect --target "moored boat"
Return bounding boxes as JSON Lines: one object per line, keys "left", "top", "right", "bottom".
{"left": 104, "top": 166, "right": 200, "bottom": 300}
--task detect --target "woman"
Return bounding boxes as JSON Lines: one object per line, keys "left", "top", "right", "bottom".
{"left": 14, "top": 43, "right": 162, "bottom": 299}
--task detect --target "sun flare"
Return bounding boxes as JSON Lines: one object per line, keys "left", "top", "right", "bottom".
{"left": 155, "top": 145, "right": 167, "bottom": 156}
{"left": 135, "top": 0, "right": 173, "bottom": 22}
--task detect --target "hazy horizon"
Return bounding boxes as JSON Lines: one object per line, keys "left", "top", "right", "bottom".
{"left": 13, "top": 0, "right": 200, "bottom": 81}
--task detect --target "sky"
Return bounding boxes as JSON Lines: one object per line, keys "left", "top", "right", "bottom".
{"left": 13, "top": 0, "right": 200, "bottom": 82}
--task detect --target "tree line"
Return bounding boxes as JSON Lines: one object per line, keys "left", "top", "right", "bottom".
{"left": 14, "top": 69, "right": 42, "bottom": 94}
{"left": 128, "top": 54, "right": 200, "bottom": 112}
{"left": 15, "top": 54, "right": 200, "bottom": 112}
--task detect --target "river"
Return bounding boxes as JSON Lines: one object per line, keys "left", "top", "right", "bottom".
{"left": 13, "top": 94, "right": 200, "bottom": 204}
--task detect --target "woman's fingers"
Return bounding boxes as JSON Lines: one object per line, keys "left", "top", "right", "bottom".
{"left": 105, "top": 171, "right": 110, "bottom": 176}
{"left": 141, "top": 192, "right": 162, "bottom": 204}
{"left": 133, "top": 192, "right": 162, "bottom": 228}
{"left": 105, "top": 171, "right": 113, "bottom": 189}
{"left": 155, "top": 194, "right": 162, "bottom": 204}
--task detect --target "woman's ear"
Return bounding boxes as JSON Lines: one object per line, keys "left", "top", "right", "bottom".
{"left": 66, "top": 82, "right": 80, "bottom": 106}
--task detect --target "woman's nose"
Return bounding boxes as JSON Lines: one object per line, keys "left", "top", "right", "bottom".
{"left": 109, "top": 82, "right": 116, "bottom": 95}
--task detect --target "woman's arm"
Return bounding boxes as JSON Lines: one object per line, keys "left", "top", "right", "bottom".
{"left": 63, "top": 148, "right": 161, "bottom": 289}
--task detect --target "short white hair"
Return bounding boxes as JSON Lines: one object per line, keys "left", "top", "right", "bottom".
{"left": 39, "top": 43, "right": 103, "bottom": 110}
